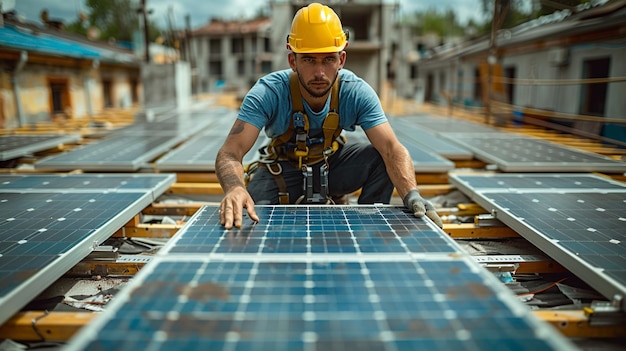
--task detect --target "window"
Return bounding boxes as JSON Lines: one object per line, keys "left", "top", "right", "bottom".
{"left": 263, "top": 37, "right": 271, "bottom": 53}
{"left": 209, "top": 39, "right": 221, "bottom": 54}
{"left": 261, "top": 60, "right": 272, "bottom": 74}
{"left": 580, "top": 57, "right": 610, "bottom": 117}
{"left": 237, "top": 59, "right": 245, "bottom": 76}
{"left": 48, "top": 77, "right": 70, "bottom": 115}
{"left": 209, "top": 60, "right": 222, "bottom": 77}
{"left": 102, "top": 79, "right": 113, "bottom": 108}
{"left": 232, "top": 38, "right": 244, "bottom": 54}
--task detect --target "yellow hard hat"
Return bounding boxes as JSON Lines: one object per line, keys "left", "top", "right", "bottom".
{"left": 286, "top": 3, "right": 348, "bottom": 53}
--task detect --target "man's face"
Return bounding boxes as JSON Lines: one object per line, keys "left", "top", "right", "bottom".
{"left": 289, "top": 52, "right": 346, "bottom": 98}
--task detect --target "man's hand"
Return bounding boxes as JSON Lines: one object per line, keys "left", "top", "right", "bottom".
{"left": 402, "top": 189, "right": 443, "bottom": 228}
{"left": 220, "top": 186, "right": 259, "bottom": 229}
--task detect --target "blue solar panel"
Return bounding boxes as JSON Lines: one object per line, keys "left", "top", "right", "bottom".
{"left": 155, "top": 134, "right": 268, "bottom": 172}
{"left": 389, "top": 119, "right": 474, "bottom": 160}
{"left": 0, "top": 173, "right": 175, "bottom": 197}
{"left": 0, "top": 134, "right": 81, "bottom": 161}
{"left": 445, "top": 135, "right": 626, "bottom": 172}
{"left": 34, "top": 135, "right": 184, "bottom": 171}
{"left": 405, "top": 116, "right": 499, "bottom": 134}
{"left": 343, "top": 128, "right": 454, "bottom": 172}
{"left": 66, "top": 255, "right": 574, "bottom": 351}
{"left": 450, "top": 173, "right": 626, "bottom": 311}
{"left": 0, "top": 191, "right": 153, "bottom": 324}
{"left": 160, "top": 206, "right": 461, "bottom": 255}
{"left": 0, "top": 174, "right": 174, "bottom": 324}
{"left": 450, "top": 173, "right": 626, "bottom": 194}
{"left": 65, "top": 205, "right": 577, "bottom": 350}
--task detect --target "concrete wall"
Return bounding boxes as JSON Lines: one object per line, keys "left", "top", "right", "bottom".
{"left": 0, "top": 60, "right": 139, "bottom": 129}
{"left": 142, "top": 62, "right": 191, "bottom": 112}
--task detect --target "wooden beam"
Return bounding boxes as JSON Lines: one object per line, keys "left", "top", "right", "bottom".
{"left": 167, "top": 182, "right": 223, "bottom": 195}
{"left": 113, "top": 223, "right": 182, "bottom": 238}
{"left": 175, "top": 172, "right": 219, "bottom": 183}
{"left": 65, "top": 261, "right": 146, "bottom": 276}
{"left": 444, "top": 223, "right": 519, "bottom": 239}
{"left": 0, "top": 311, "right": 95, "bottom": 342}
{"left": 143, "top": 203, "right": 204, "bottom": 216}
{"left": 534, "top": 310, "right": 626, "bottom": 338}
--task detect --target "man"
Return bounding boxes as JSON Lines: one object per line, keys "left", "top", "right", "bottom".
{"left": 216, "top": 2, "right": 442, "bottom": 229}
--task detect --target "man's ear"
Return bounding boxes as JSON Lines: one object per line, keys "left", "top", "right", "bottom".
{"left": 338, "top": 51, "right": 347, "bottom": 69}
{"left": 288, "top": 52, "right": 297, "bottom": 72}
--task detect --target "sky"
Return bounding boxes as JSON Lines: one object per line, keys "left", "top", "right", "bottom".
{"left": 6, "top": 0, "right": 487, "bottom": 30}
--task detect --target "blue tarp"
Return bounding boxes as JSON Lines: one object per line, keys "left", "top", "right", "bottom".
{"left": 0, "top": 24, "right": 136, "bottom": 63}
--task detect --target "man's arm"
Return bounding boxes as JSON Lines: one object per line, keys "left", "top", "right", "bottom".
{"left": 365, "top": 122, "right": 443, "bottom": 227}
{"left": 216, "top": 119, "right": 261, "bottom": 229}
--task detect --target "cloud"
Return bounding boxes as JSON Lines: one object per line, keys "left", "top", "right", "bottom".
{"left": 11, "top": 0, "right": 484, "bottom": 30}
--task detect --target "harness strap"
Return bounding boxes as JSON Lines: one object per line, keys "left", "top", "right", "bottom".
{"left": 256, "top": 72, "right": 342, "bottom": 204}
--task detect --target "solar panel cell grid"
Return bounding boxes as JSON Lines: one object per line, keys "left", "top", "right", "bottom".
{"left": 486, "top": 192, "right": 626, "bottom": 288}
{"left": 0, "top": 174, "right": 175, "bottom": 194}
{"left": 450, "top": 174, "right": 626, "bottom": 192}
{"left": 449, "top": 173, "right": 626, "bottom": 311}
{"left": 445, "top": 136, "right": 626, "bottom": 172}
{"left": 68, "top": 257, "right": 570, "bottom": 351}
{"left": 161, "top": 206, "right": 460, "bottom": 255}
{"left": 0, "top": 192, "right": 149, "bottom": 298}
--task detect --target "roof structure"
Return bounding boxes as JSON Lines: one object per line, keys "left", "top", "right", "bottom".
{"left": 191, "top": 17, "right": 271, "bottom": 36}
{"left": 0, "top": 21, "right": 138, "bottom": 64}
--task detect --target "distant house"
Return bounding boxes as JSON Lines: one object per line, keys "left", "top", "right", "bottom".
{"left": 182, "top": 0, "right": 398, "bottom": 96}
{"left": 185, "top": 17, "right": 273, "bottom": 94}
{"left": 0, "top": 16, "right": 141, "bottom": 129}
{"left": 402, "top": 0, "right": 626, "bottom": 141}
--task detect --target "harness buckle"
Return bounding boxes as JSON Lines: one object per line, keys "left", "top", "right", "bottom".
{"left": 266, "top": 162, "right": 283, "bottom": 176}
{"left": 294, "top": 146, "right": 309, "bottom": 158}
{"left": 293, "top": 112, "right": 306, "bottom": 128}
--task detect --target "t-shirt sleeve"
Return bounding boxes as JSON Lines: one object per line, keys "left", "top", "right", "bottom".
{"left": 353, "top": 80, "right": 388, "bottom": 131}
{"left": 237, "top": 81, "right": 276, "bottom": 131}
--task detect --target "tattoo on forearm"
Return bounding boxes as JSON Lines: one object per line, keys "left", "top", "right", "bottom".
{"left": 229, "top": 120, "right": 246, "bottom": 135}
{"left": 216, "top": 152, "right": 245, "bottom": 190}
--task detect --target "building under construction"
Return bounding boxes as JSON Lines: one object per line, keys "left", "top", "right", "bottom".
{"left": 0, "top": 0, "right": 625, "bottom": 350}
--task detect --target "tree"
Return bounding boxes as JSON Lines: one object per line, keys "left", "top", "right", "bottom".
{"left": 409, "top": 8, "right": 466, "bottom": 38}
{"left": 478, "top": 0, "right": 595, "bottom": 34}
{"left": 65, "top": 0, "right": 161, "bottom": 44}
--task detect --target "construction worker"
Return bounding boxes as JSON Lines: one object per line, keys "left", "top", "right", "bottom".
{"left": 216, "top": 2, "right": 442, "bottom": 229}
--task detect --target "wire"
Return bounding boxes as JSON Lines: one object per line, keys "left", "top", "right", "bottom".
{"left": 517, "top": 277, "right": 569, "bottom": 297}
{"left": 31, "top": 310, "right": 49, "bottom": 342}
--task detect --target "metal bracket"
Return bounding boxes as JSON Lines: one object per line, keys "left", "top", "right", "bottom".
{"left": 585, "top": 295, "right": 626, "bottom": 326}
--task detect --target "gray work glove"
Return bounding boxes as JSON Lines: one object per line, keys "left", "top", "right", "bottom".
{"left": 403, "top": 189, "right": 443, "bottom": 228}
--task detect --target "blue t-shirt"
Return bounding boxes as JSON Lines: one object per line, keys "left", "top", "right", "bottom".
{"left": 238, "top": 69, "right": 387, "bottom": 139}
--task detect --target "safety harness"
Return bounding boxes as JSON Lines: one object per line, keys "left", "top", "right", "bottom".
{"left": 246, "top": 72, "right": 343, "bottom": 204}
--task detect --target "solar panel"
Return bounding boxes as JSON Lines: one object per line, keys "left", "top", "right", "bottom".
{"left": 0, "top": 173, "right": 176, "bottom": 199}
{"left": 449, "top": 173, "right": 626, "bottom": 311}
{"left": 444, "top": 135, "right": 626, "bottom": 172}
{"left": 344, "top": 128, "right": 455, "bottom": 173}
{"left": 34, "top": 134, "right": 184, "bottom": 171}
{"left": 450, "top": 173, "right": 626, "bottom": 194}
{"left": 66, "top": 205, "right": 576, "bottom": 350}
{"left": 115, "top": 110, "right": 221, "bottom": 138}
{"left": 155, "top": 134, "right": 269, "bottom": 172}
{"left": 0, "top": 191, "right": 153, "bottom": 325}
{"left": 396, "top": 134, "right": 455, "bottom": 172}
{"left": 160, "top": 206, "right": 461, "bottom": 255}
{"left": 0, "top": 173, "right": 175, "bottom": 324}
{"left": 0, "top": 134, "right": 80, "bottom": 161}
{"left": 389, "top": 119, "right": 474, "bottom": 160}
{"left": 402, "top": 116, "right": 499, "bottom": 134}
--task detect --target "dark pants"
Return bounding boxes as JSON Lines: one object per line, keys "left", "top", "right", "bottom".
{"left": 247, "top": 142, "right": 394, "bottom": 205}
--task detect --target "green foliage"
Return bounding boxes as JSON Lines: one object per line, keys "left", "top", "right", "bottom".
{"left": 409, "top": 8, "right": 466, "bottom": 38}
{"left": 65, "top": 0, "right": 161, "bottom": 43}
{"left": 405, "top": 0, "right": 596, "bottom": 39}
